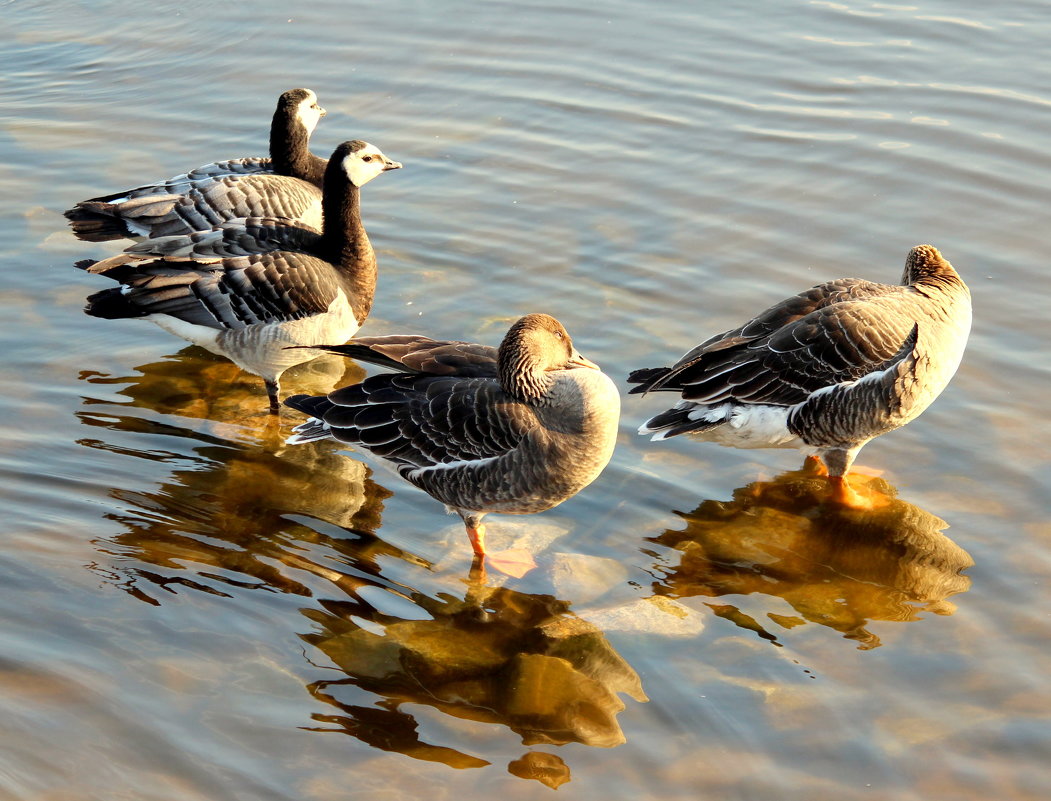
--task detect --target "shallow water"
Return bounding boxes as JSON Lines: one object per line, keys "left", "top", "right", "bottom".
{"left": 2, "top": 1, "right": 1050, "bottom": 798}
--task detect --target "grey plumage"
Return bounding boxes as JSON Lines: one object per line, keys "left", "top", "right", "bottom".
{"left": 285, "top": 314, "right": 621, "bottom": 567}
{"left": 628, "top": 245, "right": 971, "bottom": 498}
{"left": 76, "top": 140, "right": 402, "bottom": 413}
{"left": 64, "top": 88, "right": 328, "bottom": 241}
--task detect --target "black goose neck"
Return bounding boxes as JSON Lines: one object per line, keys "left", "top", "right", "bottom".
{"left": 319, "top": 158, "right": 376, "bottom": 322}
{"left": 270, "top": 112, "right": 324, "bottom": 185}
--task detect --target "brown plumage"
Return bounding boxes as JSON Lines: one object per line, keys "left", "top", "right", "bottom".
{"left": 628, "top": 245, "right": 971, "bottom": 504}
{"left": 285, "top": 314, "right": 621, "bottom": 574}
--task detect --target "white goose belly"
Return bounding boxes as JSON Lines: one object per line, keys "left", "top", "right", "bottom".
{"left": 684, "top": 402, "right": 804, "bottom": 450}
{"left": 149, "top": 291, "right": 359, "bottom": 380}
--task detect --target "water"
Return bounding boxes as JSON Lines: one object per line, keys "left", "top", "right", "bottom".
{"left": 2, "top": 1, "right": 1050, "bottom": 798}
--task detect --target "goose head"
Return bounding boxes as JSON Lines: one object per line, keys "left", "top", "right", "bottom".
{"left": 900, "top": 244, "right": 953, "bottom": 286}
{"left": 339, "top": 139, "right": 403, "bottom": 187}
{"left": 498, "top": 313, "right": 600, "bottom": 402}
{"left": 279, "top": 87, "right": 327, "bottom": 135}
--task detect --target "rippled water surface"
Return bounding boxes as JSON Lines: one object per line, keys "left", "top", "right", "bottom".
{"left": 3, "top": 1, "right": 1050, "bottom": 798}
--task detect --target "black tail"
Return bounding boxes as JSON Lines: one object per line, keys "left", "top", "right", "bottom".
{"left": 83, "top": 287, "right": 146, "bottom": 320}
{"left": 626, "top": 365, "right": 672, "bottom": 394}
{"left": 64, "top": 203, "right": 131, "bottom": 242}
{"left": 283, "top": 392, "right": 335, "bottom": 418}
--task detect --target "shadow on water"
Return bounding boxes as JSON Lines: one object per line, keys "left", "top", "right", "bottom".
{"left": 73, "top": 355, "right": 647, "bottom": 789}
{"left": 649, "top": 466, "right": 974, "bottom": 650}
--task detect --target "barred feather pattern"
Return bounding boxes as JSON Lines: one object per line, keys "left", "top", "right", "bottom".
{"left": 285, "top": 314, "right": 620, "bottom": 520}
{"left": 65, "top": 88, "right": 328, "bottom": 241}
{"left": 629, "top": 245, "right": 971, "bottom": 475}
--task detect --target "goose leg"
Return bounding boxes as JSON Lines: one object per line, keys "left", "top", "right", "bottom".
{"left": 464, "top": 516, "right": 487, "bottom": 557}
{"left": 460, "top": 512, "right": 536, "bottom": 579}
{"left": 803, "top": 454, "right": 828, "bottom": 476}
{"left": 823, "top": 446, "right": 888, "bottom": 510}
{"left": 264, "top": 378, "right": 281, "bottom": 415}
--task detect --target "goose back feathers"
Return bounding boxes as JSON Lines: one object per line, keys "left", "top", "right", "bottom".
{"left": 628, "top": 245, "right": 971, "bottom": 483}
{"left": 284, "top": 314, "right": 620, "bottom": 558}
{"left": 65, "top": 88, "right": 329, "bottom": 241}
{"left": 75, "top": 140, "right": 402, "bottom": 412}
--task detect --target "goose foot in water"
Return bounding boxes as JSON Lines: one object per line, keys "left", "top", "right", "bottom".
{"left": 466, "top": 520, "right": 536, "bottom": 578}
{"left": 827, "top": 475, "right": 891, "bottom": 511}
{"left": 803, "top": 454, "right": 828, "bottom": 476}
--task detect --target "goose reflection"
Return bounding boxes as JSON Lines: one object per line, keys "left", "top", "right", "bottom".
{"left": 300, "top": 576, "right": 646, "bottom": 781}
{"left": 79, "top": 344, "right": 364, "bottom": 426}
{"left": 649, "top": 466, "right": 973, "bottom": 649}
{"left": 75, "top": 353, "right": 645, "bottom": 786}
{"left": 76, "top": 360, "right": 406, "bottom": 601}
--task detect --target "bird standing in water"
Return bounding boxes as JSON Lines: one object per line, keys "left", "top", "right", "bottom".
{"left": 285, "top": 313, "right": 621, "bottom": 576}
{"left": 628, "top": 245, "right": 971, "bottom": 508}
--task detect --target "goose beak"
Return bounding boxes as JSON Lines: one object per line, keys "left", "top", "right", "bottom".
{"left": 567, "top": 350, "right": 601, "bottom": 371}
{"left": 318, "top": 106, "right": 327, "bottom": 117}
{"left": 382, "top": 159, "right": 403, "bottom": 171}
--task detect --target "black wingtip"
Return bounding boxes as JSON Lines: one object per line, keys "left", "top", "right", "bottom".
{"left": 64, "top": 203, "right": 130, "bottom": 242}
{"left": 83, "top": 288, "right": 142, "bottom": 320}
{"left": 626, "top": 366, "right": 672, "bottom": 394}
{"left": 283, "top": 392, "right": 334, "bottom": 418}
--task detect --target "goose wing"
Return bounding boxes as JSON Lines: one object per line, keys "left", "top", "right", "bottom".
{"left": 121, "top": 217, "right": 322, "bottom": 260}
{"left": 86, "top": 251, "right": 343, "bottom": 330}
{"left": 123, "top": 174, "right": 322, "bottom": 238}
{"left": 303, "top": 336, "right": 499, "bottom": 377}
{"left": 629, "top": 279, "right": 919, "bottom": 406}
{"left": 76, "top": 157, "right": 274, "bottom": 205}
{"left": 67, "top": 173, "right": 322, "bottom": 241}
{"left": 287, "top": 374, "right": 534, "bottom": 468}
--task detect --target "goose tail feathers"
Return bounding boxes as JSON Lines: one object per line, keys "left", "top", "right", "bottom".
{"left": 284, "top": 393, "right": 337, "bottom": 444}
{"left": 64, "top": 203, "right": 134, "bottom": 242}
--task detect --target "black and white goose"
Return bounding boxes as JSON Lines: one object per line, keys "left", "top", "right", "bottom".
{"left": 284, "top": 313, "right": 621, "bottom": 576}
{"left": 628, "top": 245, "right": 971, "bottom": 507}
{"left": 75, "top": 140, "right": 402, "bottom": 414}
{"left": 65, "top": 88, "right": 329, "bottom": 241}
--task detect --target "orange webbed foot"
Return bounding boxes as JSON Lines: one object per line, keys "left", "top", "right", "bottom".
{"left": 827, "top": 475, "right": 891, "bottom": 510}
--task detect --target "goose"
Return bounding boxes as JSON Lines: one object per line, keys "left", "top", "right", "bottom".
{"left": 627, "top": 245, "right": 971, "bottom": 507}
{"left": 284, "top": 313, "right": 621, "bottom": 576}
{"left": 65, "top": 88, "right": 329, "bottom": 241}
{"left": 75, "top": 140, "right": 402, "bottom": 414}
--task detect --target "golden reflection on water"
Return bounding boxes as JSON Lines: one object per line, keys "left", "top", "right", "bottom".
{"left": 650, "top": 466, "right": 974, "bottom": 649}
{"left": 79, "top": 345, "right": 366, "bottom": 427}
{"left": 76, "top": 350, "right": 410, "bottom": 602}
{"left": 74, "top": 354, "right": 646, "bottom": 788}
{"left": 302, "top": 580, "right": 646, "bottom": 784}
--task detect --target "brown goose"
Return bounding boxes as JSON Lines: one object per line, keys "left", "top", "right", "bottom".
{"left": 65, "top": 88, "right": 328, "bottom": 241}
{"left": 75, "top": 140, "right": 401, "bottom": 414}
{"left": 628, "top": 245, "right": 971, "bottom": 507}
{"left": 284, "top": 314, "right": 621, "bottom": 576}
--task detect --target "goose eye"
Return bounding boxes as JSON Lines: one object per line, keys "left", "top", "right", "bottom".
{"left": 362, "top": 155, "right": 373, "bottom": 162}
{"left": 554, "top": 331, "right": 564, "bottom": 339}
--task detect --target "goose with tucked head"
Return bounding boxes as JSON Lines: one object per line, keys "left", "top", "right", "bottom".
{"left": 284, "top": 313, "right": 621, "bottom": 576}
{"left": 65, "top": 88, "right": 331, "bottom": 241}
{"left": 75, "top": 140, "right": 402, "bottom": 413}
{"left": 628, "top": 245, "right": 971, "bottom": 508}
